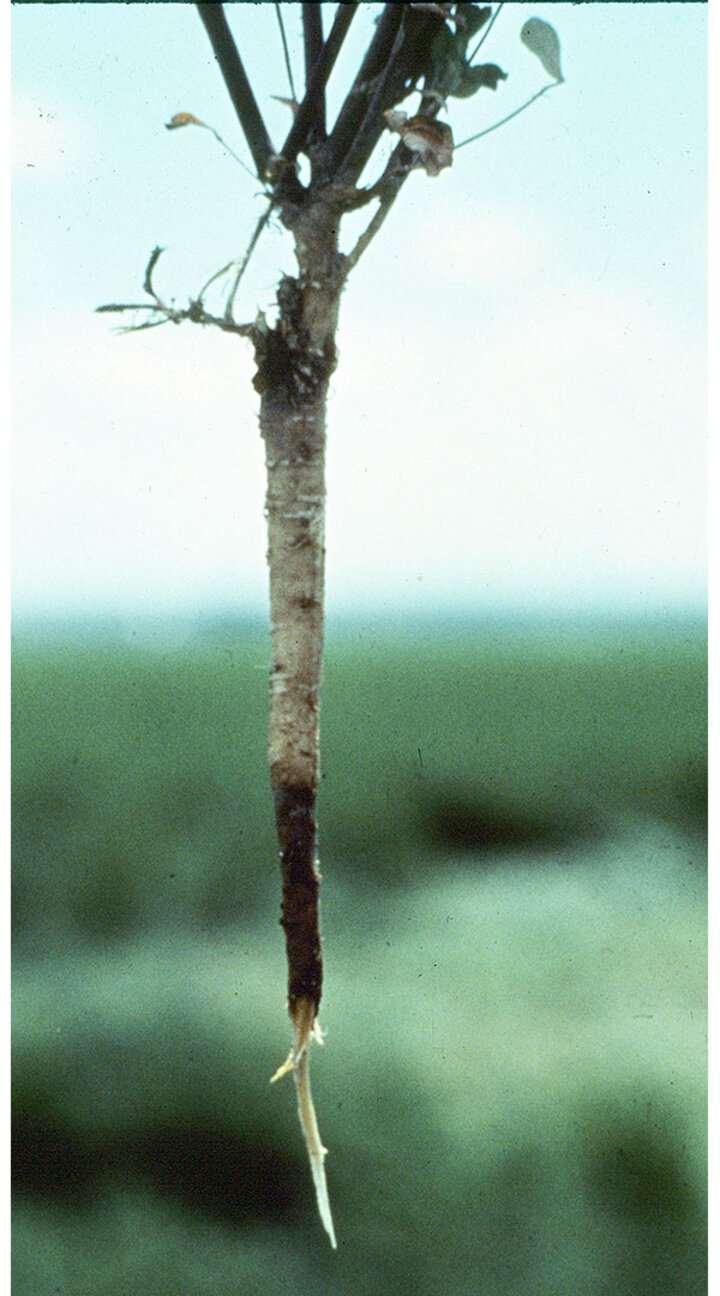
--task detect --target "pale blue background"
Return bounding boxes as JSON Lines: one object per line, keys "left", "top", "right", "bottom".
{"left": 12, "top": 2, "right": 707, "bottom": 618}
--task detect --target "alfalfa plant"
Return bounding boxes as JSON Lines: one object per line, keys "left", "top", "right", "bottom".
{"left": 98, "top": 2, "right": 563, "bottom": 1247}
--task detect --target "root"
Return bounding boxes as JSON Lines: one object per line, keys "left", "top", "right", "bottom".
{"left": 270, "top": 996, "right": 337, "bottom": 1249}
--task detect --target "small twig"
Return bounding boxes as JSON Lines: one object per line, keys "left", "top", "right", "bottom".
{"left": 343, "top": 196, "right": 395, "bottom": 276}
{"left": 197, "top": 258, "right": 239, "bottom": 302}
{"left": 114, "top": 316, "right": 176, "bottom": 335}
{"left": 204, "top": 123, "right": 257, "bottom": 178}
{"left": 224, "top": 197, "right": 276, "bottom": 322}
{"left": 275, "top": 1, "right": 298, "bottom": 103}
{"left": 96, "top": 247, "right": 256, "bottom": 339}
{"left": 343, "top": 160, "right": 409, "bottom": 275}
{"left": 196, "top": 2, "right": 276, "bottom": 179}
{"left": 98, "top": 188, "right": 277, "bottom": 344}
{"left": 97, "top": 300, "right": 255, "bottom": 338}
{"left": 455, "top": 80, "right": 560, "bottom": 151}
{"left": 96, "top": 301, "right": 156, "bottom": 315}
{"left": 166, "top": 111, "right": 257, "bottom": 178}
{"left": 468, "top": 0, "right": 504, "bottom": 62}
{"left": 143, "top": 245, "right": 165, "bottom": 299}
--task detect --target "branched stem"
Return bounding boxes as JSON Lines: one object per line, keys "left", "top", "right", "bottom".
{"left": 96, "top": 248, "right": 255, "bottom": 337}
{"left": 335, "top": 17, "right": 408, "bottom": 186}
{"left": 96, "top": 298, "right": 255, "bottom": 337}
{"left": 279, "top": 3, "right": 357, "bottom": 172}
{"left": 326, "top": 4, "right": 404, "bottom": 174}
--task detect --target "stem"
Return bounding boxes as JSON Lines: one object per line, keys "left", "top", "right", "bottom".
{"left": 302, "top": 2, "right": 326, "bottom": 137}
{"left": 196, "top": 2, "right": 276, "bottom": 179}
{"left": 468, "top": 0, "right": 504, "bottom": 62}
{"left": 263, "top": 382, "right": 327, "bottom": 1008}
{"left": 203, "top": 122, "right": 257, "bottom": 178}
{"left": 325, "top": 3, "right": 404, "bottom": 174}
{"left": 455, "top": 80, "right": 560, "bottom": 151}
{"left": 275, "top": 1, "right": 298, "bottom": 103}
{"left": 257, "top": 208, "right": 343, "bottom": 1246}
{"left": 334, "top": 16, "right": 408, "bottom": 186}
{"left": 279, "top": 4, "right": 357, "bottom": 173}
{"left": 224, "top": 198, "right": 275, "bottom": 320}
{"left": 343, "top": 162, "right": 409, "bottom": 275}
{"left": 325, "top": 3, "right": 446, "bottom": 190}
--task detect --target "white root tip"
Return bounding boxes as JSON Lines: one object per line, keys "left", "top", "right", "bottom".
{"left": 271, "top": 999, "right": 337, "bottom": 1249}
{"left": 294, "top": 1047, "right": 337, "bottom": 1248}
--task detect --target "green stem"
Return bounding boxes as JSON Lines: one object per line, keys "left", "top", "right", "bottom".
{"left": 468, "top": 0, "right": 505, "bottom": 63}
{"left": 275, "top": 2, "right": 298, "bottom": 102}
{"left": 203, "top": 123, "right": 257, "bottom": 178}
{"left": 455, "top": 80, "right": 560, "bottom": 152}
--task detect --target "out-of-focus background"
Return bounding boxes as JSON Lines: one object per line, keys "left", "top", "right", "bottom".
{"left": 12, "top": 616, "right": 707, "bottom": 1293}
{"left": 12, "top": 4, "right": 706, "bottom": 1294}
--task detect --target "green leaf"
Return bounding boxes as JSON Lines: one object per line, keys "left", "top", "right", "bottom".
{"left": 429, "top": 24, "right": 464, "bottom": 94}
{"left": 451, "top": 62, "right": 507, "bottom": 96}
{"left": 520, "top": 18, "right": 564, "bottom": 82}
{"left": 456, "top": 4, "right": 491, "bottom": 39}
{"left": 429, "top": 13, "right": 506, "bottom": 99}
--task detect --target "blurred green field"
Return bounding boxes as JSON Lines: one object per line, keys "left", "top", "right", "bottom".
{"left": 12, "top": 615, "right": 707, "bottom": 1295}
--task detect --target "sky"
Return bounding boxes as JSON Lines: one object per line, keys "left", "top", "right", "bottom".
{"left": 11, "top": 1, "right": 707, "bottom": 619}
